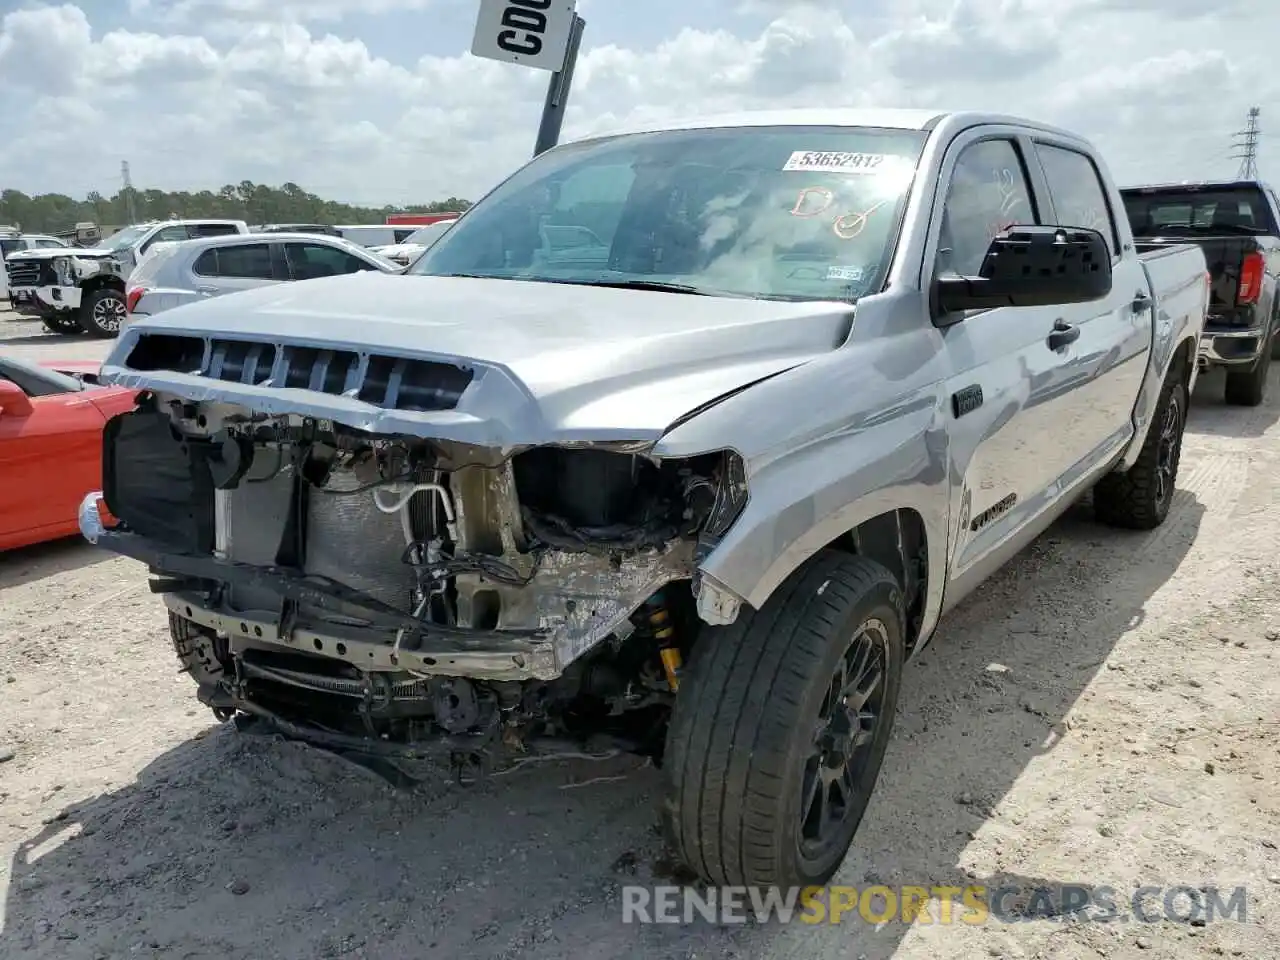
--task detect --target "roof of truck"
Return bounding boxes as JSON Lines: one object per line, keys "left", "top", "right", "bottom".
{"left": 566, "top": 109, "right": 1087, "bottom": 145}
{"left": 1120, "top": 179, "right": 1275, "bottom": 192}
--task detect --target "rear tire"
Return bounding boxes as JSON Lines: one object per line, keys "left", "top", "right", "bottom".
{"left": 1094, "top": 373, "right": 1187, "bottom": 530}
{"left": 662, "top": 550, "right": 905, "bottom": 887}
{"left": 1224, "top": 343, "right": 1270, "bottom": 407}
{"left": 78, "top": 287, "right": 127, "bottom": 338}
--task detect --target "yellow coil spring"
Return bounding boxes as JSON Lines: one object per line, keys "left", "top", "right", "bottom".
{"left": 648, "top": 600, "right": 682, "bottom": 691}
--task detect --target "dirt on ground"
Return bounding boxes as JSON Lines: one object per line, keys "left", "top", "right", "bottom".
{"left": 2, "top": 308, "right": 1279, "bottom": 959}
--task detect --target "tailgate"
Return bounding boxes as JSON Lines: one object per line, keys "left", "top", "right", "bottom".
{"left": 1135, "top": 236, "right": 1258, "bottom": 314}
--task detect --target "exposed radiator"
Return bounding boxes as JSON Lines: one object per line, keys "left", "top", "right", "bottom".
{"left": 219, "top": 460, "right": 438, "bottom": 618}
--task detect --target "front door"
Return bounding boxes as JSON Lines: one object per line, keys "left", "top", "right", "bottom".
{"left": 927, "top": 134, "right": 1089, "bottom": 596}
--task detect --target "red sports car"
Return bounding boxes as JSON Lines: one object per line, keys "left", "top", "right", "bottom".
{"left": 0, "top": 356, "right": 138, "bottom": 551}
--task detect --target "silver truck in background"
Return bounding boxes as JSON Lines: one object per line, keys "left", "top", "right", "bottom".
{"left": 81, "top": 109, "right": 1208, "bottom": 888}
{"left": 5, "top": 219, "right": 249, "bottom": 336}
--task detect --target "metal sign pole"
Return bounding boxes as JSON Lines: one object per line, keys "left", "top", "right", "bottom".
{"left": 532, "top": 14, "right": 585, "bottom": 157}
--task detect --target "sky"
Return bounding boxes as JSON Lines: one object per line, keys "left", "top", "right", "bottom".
{"left": 0, "top": 0, "right": 1270, "bottom": 207}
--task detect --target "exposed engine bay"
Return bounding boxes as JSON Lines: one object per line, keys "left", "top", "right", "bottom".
{"left": 92, "top": 391, "right": 749, "bottom": 763}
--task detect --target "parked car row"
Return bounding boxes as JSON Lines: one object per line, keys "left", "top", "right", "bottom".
{"left": 1, "top": 216, "right": 456, "bottom": 337}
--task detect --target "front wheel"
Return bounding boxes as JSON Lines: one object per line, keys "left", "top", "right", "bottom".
{"left": 78, "top": 288, "right": 127, "bottom": 338}
{"left": 662, "top": 551, "right": 905, "bottom": 887}
{"left": 41, "top": 313, "right": 82, "bottom": 335}
{"left": 1094, "top": 373, "right": 1187, "bottom": 530}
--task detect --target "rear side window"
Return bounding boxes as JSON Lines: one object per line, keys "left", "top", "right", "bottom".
{"left": 1034, "top": 144, "right": 1119, "bottom": 256}
{"left": 1, "top": 239, "right": 22, "bottom": 257}
{"left": 193, "top": 243, "right": 275, "bottom": 279}
{"left": 190, "top": 223, "right": 242, "bottom": 238}
{"left": 284, "top": 242, "right": 376, "bottom": 279}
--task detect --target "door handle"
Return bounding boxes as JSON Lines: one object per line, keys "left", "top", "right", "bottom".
{"left": 196, "top": 286, "right": 218, "bottom": 296}
{"left": 1047, "top": 318, "right": 1080, "bottom": 350}
{"left": 1131, "top": 290, "right": 1152, "bottom": 312}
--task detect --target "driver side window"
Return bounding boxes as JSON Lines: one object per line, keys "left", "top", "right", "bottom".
{"left": 937, "top": 139, "right": 1037, "bottom": 278}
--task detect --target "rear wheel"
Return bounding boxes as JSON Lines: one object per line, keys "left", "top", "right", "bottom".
{"left": 1094, "top": 373, "right": 1187, "bottom": 529}
{"left": 662, "top": 551, "right": 905, "bottom": 887}
{"left": 1224, "top": 343, "right": 1271, "bottom": 407}
{"left": 78, "top": 287, "right": 126, "bottom": 338}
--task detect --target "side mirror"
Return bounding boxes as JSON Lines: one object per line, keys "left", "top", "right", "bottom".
{"left": 934, "top": 225, "right": 1112, "bottom": 316}
{"left": 0, "top": 381, "right": 33, "bottom": 417}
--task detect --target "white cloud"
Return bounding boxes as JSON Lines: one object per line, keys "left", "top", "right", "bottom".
{"left": 0, "top": 0, "right": 1272, "bottom": 206}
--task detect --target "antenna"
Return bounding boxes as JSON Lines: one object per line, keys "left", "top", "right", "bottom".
{"left": 1230, "top": 107, "right": 1261, "bottom": 179}
{"left": 121, "top": 160, "right": 139, "bottom": 223}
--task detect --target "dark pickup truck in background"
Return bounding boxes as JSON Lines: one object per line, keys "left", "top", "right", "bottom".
{"left": 1121, "top": 179, "right": 1280, "bottom": 406}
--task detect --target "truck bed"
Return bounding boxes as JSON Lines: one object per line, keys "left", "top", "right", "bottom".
{"left": 1136, "top": 242, "right": 1210, "bottom": 382}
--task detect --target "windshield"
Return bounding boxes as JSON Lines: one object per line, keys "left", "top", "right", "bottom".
{"left": 405, "top": 221, "right": 455, "bottom": 246}
{"left": 409, "top": 125, "right": 928, "bottom": 302}
{"left": 102, "top": 225, "right": 151, "bottom": 252}
{"left": 1122, "top": 186, "right": 1279, "bottom": 237}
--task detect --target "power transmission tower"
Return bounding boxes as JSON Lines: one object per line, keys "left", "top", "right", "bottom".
{"left": 1231, "top": 107, "right": 1261, "bottom": 179}
{"left": 121, "top": 160, "right": 138, "bottom": 223}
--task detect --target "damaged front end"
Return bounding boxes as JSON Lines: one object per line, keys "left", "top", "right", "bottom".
{"left": 84, "top": 340, "right": 750, "bottom": 762}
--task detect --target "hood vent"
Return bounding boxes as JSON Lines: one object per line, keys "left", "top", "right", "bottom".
{"left": 123, "top": 333, "right": 473, "bottom": 412}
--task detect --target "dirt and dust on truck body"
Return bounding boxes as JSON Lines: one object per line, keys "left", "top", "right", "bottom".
{"left": 1121, "top": 179, "right": 1280, "bottom": 406}
{"left": 79, "top": 109, "right": 1209, "bottom": 889}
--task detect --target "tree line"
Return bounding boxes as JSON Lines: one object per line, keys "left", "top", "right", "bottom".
{"left": 0, "top": 182, "right": 473, "bottom": 233}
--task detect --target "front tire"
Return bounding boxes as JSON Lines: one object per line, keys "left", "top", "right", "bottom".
{"left": 662, "top": 551, "right": 905, "bottom": 887}
{"left": 78, "top": 287, "right": 127, "bottom": 338}
{"left": 170, "top": 613, "right": 234, "bottom": 721}
{"left": 41, "top": 313, "right": 81, "bottom": 335}
{"left": 1094, "top": 373, "right": 1187, "bottom": 530}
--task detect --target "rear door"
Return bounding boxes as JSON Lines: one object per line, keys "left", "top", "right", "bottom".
{"left": 1028, "top": 140, "right": 1150, "bottom": 468}
{"left": 927, "top": 131, "right": 1087, "bottom": 591}
{"left": 281, "top": 241, "right": 383, "bottom": 280}
{"left": 189, "top": 241, "right": 285, "bottom": 298}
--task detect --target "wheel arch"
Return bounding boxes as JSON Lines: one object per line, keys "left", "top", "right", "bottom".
{"left": 1118, "top": 330, "right": 1197, "bottom": 472}
{"left": 823, "top": 508, "right": 932, "bottom": 654}
{"left": 80, "top": 273, "right": 126, "bottom": 296}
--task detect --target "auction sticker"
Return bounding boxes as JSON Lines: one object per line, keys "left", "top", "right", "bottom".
{"left": 782, "top": 151, "right": 906, "bottom": 174}
{"left": 826, "top": 265, "right": 864, "bottom": 282}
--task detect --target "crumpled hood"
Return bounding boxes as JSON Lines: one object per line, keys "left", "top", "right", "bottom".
{"left": 6, "top": 247, "right": 115, "bottom": 261}
{"left": 101, "top": 271, "right": 856, "bottom": 446}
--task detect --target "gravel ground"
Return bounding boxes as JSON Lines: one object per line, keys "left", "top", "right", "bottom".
{"left": 2, "top": 305, "right": 1279, "bottom": 959}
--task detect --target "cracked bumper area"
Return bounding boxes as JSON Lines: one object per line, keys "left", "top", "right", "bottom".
{"left": 164, "top": 591, "right": 556, "bottom": 682}
{"left": 88, "top": 523, "right": 694, "bottom": 682}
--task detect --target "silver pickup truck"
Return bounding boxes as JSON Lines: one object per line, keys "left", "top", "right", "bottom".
{"left": 81, "top": 109, "right": 1209, "bottom": 889}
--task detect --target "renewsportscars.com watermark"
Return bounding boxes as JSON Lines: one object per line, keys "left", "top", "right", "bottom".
{"left": 622, "top": 884, "right": 1250, "bottom": 926}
